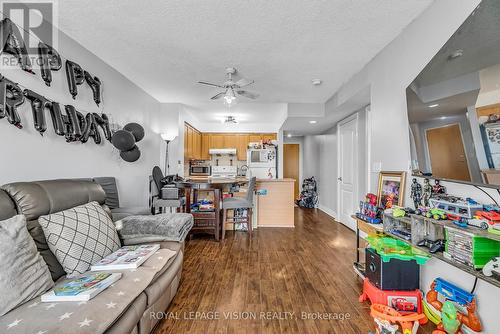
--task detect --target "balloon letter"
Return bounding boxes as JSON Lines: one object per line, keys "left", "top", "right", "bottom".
{"left": 24, "top": 89, "right": 51, "bottom": 134}
{"left": 0, "top": 76, "right": 25, "bottom": 128}
{"left": 38, "top": 42, "right": 62, "bottom": 87}
{"left": 65, "top": 60, "right": 84, "bottom": 99}
{"left": 63, "top": 105, "right": 83, "bottom": 142}
{"left": 0, "top": 18, "right": 33, "bottom": 73}
{"left": 47, "top": 102, "right": 66, "bottom": 136}
{"left": 93, "top": 113, "right": 112, "bottom": 142}
{"left": 84, "top": 71, "right": 102, "bottom": 106}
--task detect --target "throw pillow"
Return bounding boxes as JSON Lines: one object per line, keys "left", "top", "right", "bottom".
{"left": 38, "top": 201, "right": 121, "bottom": 277}
{"left": 0, "top": 215, "right": 53, "bottom": 316}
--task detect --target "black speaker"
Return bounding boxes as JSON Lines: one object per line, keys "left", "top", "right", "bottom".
{"left": 365, "top": 248, "right": 420, "bottom": 291}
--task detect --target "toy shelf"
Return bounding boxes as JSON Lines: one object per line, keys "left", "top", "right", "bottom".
{"left": 384, "top": 215, "right": 500, "bottom": 288}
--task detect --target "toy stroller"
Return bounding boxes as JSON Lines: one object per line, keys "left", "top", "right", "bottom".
{"left": 295, "top": 176, "right": 318, "bottom": 208}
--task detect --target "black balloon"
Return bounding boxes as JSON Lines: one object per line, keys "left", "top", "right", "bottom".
{"left": 47, "top": 102, "right": 66, "bottom": 136}
{"left": 0, "top": 76, "right": 25, "bottom": 128}
{"left": 65, "top": 60, "right": 85, "bottom": 99}
{"left": 120, "top": 145, "right": 141, "bottom": 162}
{"left": 0, "top": 18, "right": 33, "bottom": 73}
{"left": 38, "top": 42, "right": 62, "bottom": 87}
{"left": 84, "top": 71, "right": 102, "bottom": 106}
{"left": 93, "top": 113, "right": 112, "bottom": 142}
{"left": 112, "top": 130, "right": 135, "bottom": 151}
{"left": 24, "top": 89, "right": 51, "bottom": 134}
{"left": 123, "top": 122, "right": 144, "bottom": 142}
{"left": 63, "top": 105, "right": 84, "bottom": 142}
{"left": 80, "top": 113, "right": 101, "bottom": 144}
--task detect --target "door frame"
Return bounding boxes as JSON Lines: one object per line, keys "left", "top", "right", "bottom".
{"left": 424, "top": 122, "right": 472, "bottom": 181}
{"left": 283, "top": 143, "right": 301, "bottom": 199}
{"left": 337, "top": 112, "right": 359, "bottom": 229}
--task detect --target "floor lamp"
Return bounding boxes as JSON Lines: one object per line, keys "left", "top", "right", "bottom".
{"left": 161, "top": 133, "right": 176, "bottom": 175}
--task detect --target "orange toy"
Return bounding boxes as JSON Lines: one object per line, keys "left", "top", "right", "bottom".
{"left": 426, "top": 281, "right": 482, "bottom": 334}
{"left": 370, "top": 304, "right": 425, "bottom": 334}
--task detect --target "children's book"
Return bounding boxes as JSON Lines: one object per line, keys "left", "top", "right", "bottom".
{"left": 41, "top": 272, "right": 121, "bottom": 302}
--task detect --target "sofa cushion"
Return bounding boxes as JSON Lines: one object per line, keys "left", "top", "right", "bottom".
{"left": 0, "top": 215, "right": 53, "bottom": 316}
{"left": 0, "top": 189, "right": 16, "bottom": 221}
{"left": 38, "top": 201, "right": 121, "bottom": 277}
{"left": 144, "top": 249, "right": 183, "bottom": 307}
{"left": 2, "top": 179, "right": 107, "bottom": 281}
{"left": 93, "top": 177, "right": 120, "bottom": 209}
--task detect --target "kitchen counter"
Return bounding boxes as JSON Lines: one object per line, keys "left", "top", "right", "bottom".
{"left": 255, "top": 178, "right": 295, "bottom": 228}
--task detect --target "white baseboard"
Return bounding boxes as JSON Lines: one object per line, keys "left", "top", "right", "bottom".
{"left": 318, "top": 205, "right": 337, "bottom": 220}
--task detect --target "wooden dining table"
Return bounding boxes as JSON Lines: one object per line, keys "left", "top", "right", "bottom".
{"left": 176, "top": 177, "right": 248, "bottom": 241}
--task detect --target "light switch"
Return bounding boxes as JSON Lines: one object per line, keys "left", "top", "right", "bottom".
{"left": 372, "top": 162, "right": 382, "bottom": 172}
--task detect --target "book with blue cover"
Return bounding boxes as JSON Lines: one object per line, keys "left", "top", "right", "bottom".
{"left": 41, "top": 272, "right": 121, "bottom": 302}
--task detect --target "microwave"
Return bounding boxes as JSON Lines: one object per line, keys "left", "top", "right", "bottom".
{"left": 189, "top": 165, "right": 211, "bottom": 176}
{"left": 247, "top": 148, "right": 276, "bottom": 168}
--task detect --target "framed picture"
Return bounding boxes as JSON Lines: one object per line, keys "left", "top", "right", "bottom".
{"left": 377, "top": 171, "right": 406, "bottom": 208}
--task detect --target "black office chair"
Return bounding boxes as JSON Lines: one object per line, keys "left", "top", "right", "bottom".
{"left": 150, "top": 166, "right": 184, "bottom": 214}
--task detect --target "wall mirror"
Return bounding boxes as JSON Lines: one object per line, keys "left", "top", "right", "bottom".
{"left": 407, "top": 0, "right": 500, "bottom": 187}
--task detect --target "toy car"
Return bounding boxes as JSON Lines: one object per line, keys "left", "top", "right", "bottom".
{"left": 475, "top": 211, "right": 500, "bottom": 227}
{"left": 391, "top": 298, "right": 417, "bottom": 312}
{"left": 467, "top": 218, "right": 490, "bottom": 230}
{"left": 426, "top": 208, "right": 447, "bottom": 220}
{"left": 483, "top": 204, "right": 500, "bottom": 212}
{"left": 392, "top": 207, "right": 406, "bottom": 218}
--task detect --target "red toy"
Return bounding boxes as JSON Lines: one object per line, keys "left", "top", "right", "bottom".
{"left": 366, "top": 193, "right": 377, "bottom": 206}
{"left": 359, "top": 278, "right": 427, "bottom": 325}
{"left": 475, "top": 210, "right": 500, "bottom": 226}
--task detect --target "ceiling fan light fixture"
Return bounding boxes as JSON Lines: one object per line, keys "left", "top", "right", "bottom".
{"left": 223, "top": 88, "right": 237, "bottom": 107}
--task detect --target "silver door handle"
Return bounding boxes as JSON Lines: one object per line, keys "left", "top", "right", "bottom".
{"left": 338, "top": 177, "right": 342, "bottom": 181}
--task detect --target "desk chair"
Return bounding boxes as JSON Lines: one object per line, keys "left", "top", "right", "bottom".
{"left": 151, "top": 166, "right": 184, "bottom": 214}
{"left": 221, "top": 177, "right": 256, "bottom": 240}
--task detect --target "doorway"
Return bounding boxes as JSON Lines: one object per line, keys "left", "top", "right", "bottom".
{"left": 337, "top": 114, "right": 359, "bottom": 230}
{"left": 426, "top": 124, "right": 471, "bottom": 181}
{"left": 284, "top": 143, "right": 300, "bottom": 199}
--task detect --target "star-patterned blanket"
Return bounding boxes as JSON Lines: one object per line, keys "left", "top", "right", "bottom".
{"left": 0, "top": 248, "right": 177, "bottom": 334}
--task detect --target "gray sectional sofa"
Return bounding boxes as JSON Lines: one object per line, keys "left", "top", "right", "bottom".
{"left": 0, "top": 179, "right": 188, "bottom": 334}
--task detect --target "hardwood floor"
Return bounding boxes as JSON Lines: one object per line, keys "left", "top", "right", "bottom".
{"left": 155, "top": 208, "right": 432, "bottom": 334}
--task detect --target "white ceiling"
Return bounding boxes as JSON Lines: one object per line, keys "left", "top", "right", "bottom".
{"left": 58, "top": 0, "right": 433, "bottom": 106}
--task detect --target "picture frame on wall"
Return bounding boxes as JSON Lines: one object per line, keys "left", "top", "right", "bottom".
{"left": 377, "top": 171, "right": 406, "bottom": 209}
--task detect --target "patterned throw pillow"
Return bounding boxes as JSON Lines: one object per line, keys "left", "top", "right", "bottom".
{"left": 38, "top": 201, "right": 121, "bottom": 277}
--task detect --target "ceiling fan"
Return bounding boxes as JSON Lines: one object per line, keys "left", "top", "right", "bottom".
{"left": 198, "top": 67, "right": 259, "bottom": 106}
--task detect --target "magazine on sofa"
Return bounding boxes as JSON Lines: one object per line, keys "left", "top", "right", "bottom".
{"left": 41, "top": 272, "right": 122, "bottom": 302}
{"left": 90, "top": 244, "right": 160, "bottom": 271}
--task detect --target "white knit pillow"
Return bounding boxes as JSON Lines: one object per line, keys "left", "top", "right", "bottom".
{"left": 0, "top": 215, "right": 53, "bottom": 316}
{"left": 38, "top": 201, "right": 120, "bottom": 277}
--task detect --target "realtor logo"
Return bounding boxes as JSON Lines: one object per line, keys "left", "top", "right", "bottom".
{"left": 1, "top": 1, "right": 58, "bottom": 55}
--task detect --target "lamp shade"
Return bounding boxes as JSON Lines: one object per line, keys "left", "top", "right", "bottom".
{"left": 161, "top": 133, "right": 176, "bottom": 141}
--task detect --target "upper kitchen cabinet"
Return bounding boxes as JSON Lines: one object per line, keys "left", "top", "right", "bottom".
{"left": 209, "top": 134, "right": 225, "bottom": 149}
{"left": 184, "top": 122, "right": 202, "bottom": 160}
{"left": 223, "top": 134, "right": 238, "bottom": 149}
{"left": 236, "top": 134, "right": 249, "bottom": 161}
{"left": 248, "top": 134, "right": 263, "bottom": 143}
{"left": 262, "top": 133, "right": 277, "bottom": 142}
{"left": 201, "top": 134, "right": 210, "bottom": 160}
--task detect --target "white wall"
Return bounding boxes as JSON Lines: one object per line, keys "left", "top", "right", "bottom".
{"left": 330, "top": 0, "right": 499, "bottom": 331}
{"left": 0, "top": 27, "right": 162, "bottom": 207}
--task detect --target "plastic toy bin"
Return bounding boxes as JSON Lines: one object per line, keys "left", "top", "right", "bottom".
{"left": 444, "top": 226, "right": 500, "bottom": 269}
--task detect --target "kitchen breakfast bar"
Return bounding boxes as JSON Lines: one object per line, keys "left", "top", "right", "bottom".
{"left": 179, "top": 178, "right": 295, "bottom": 240}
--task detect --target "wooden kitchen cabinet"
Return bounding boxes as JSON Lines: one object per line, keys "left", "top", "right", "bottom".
{"left": 184, "top": 125, "right": 277, "bottom": 162}
{"left": 248, "top": 134, "right": 262, "bottom": 143}
{"left": 209, "top": 134, "right": 225, "bottom": 149}
{"left": 201, "top": 134, "right": 210, "bottom": 160}
{"left": 223, "top": 134, "right": 238, "bottom": 149}
{"left": 236, "top": 134, "right": 249, "bottom": 161}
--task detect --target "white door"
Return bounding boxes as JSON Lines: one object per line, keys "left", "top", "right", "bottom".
{"left": 337, "top": 114, "right": 358, "bottom": 230}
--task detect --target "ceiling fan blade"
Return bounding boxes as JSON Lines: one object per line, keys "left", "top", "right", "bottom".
{"left": 235, "top": 78, "right": 254, "bottom": 88}
{"left": 210, "top": 92, "right": 226, "bottom": 100}
{"left": 198, "top": 81, "right": 224, "bottom": 88}
{"left": 236, "top": 90, "right": 259, "bottom": 99}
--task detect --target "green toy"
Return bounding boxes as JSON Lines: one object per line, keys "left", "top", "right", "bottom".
{"left": 366, "top": 236, "right": 430, "bottom": 265}
{"left": 392, "top": 207, "right": 406, "bottom": 218}
{"left": 426, "top": 208, "right": 447, "bottom": 220}
{"left": 441, "top": 301, "right": 460, "bottom": 334}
